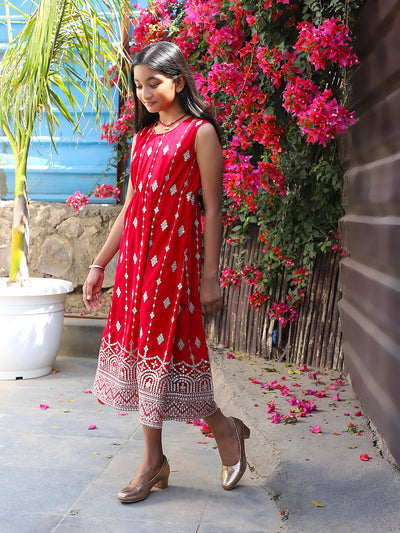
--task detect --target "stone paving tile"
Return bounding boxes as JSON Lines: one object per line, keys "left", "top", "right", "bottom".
{"left": 0, "top": 356, "right": 281, "bottom": 532}
{"left": 0, "top": 512, "right": 63, "bottom": 533}
{"left": 55, "top": 516, "right": 199, "bottom": 532}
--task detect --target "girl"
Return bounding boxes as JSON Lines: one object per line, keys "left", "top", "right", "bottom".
{"left": 83, "top": 41, "right": 250, "bottom": 503}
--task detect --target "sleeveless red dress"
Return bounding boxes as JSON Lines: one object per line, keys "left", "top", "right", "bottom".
{"left": 93, "top": 117, "right": 218, "bottom": 428}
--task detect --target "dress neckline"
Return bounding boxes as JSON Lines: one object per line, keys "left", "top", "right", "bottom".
{"left": 152, "top": 115, "right": 192, "bottom": 135}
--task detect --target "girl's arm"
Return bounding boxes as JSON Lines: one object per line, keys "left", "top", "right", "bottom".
{"left": 196, "top": 122, "right": 224, "bottom": 315}
{"left": 83, "top": 139, "right": 136, "bottom": 311}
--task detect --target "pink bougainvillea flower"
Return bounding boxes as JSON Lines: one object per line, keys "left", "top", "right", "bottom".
{"left": 332, "top": 393, "right": 340, "bottom": 402}
{"left": 226, "top": 352, "right": 236, "bottom": 359}
{"left": 66, "top": 191, "right": 90, "bottom": 211}
{"left": 267, "top": 401, "right": 276, "bottom": 413}
{"left": 280, "top": 385, "right": 291, "bottom": 396}
{"left": 360, "top": 453, "right": 372, "bottom": 461}
{"left": 315, "top": 390, "right": 327, "bottom": 398}
{"left": 327, "top": 384, "right": 336, "bottom": 390}
{"left": 201, "top": 422, "right": 211, "bottom": 434}
{"left": 292, "top": 383, "right": 301, "bottom": 387}
{"left": 261, "top": 382, "right": 271, "bottom": 389}
{"left": 193, "top": 419, "right": 202, "bottom": 426}
{"left": 83, "top": 390, "right": 92, "bottom": 394}
{"left": 88, "top": 424, "right": 97, "bottom": 430}
{"left": 354, "top": 411, "right": 362, "bottom": 417}
{"left": 310, "top": 425, "right": 321, "bottom": 434}
{"left": 117, "top": 412, "right": 128, "bottom": 416}
{"left": 270, "top": 380, "right": 281, "bottom": 389}
{"left": 251, "top": 378, "right": 260, "bottom": 384}
{"left": 336, "top": 378, "right": 344, "bottom": 386}
{"left": 299, "top": 364, "right": 310, "bottom": 372}
{"left": 271, "top": 413, "right": 282, "bottom": 424}
{"left": 287, "top": 396, "right": 297, "bottom": 406}
{"left": 40, "top": 404, "right": 49, "bottom": 410}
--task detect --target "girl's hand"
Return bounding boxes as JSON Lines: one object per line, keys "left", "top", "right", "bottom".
{"left": 83, "top": 268, "right": 106, "bottom": 312}
{"left": 200, "top": 274, "right": 223, "bottom": 316}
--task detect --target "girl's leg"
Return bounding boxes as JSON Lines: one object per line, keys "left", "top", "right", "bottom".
{"left": 117, "top": 425, "right": 169, "bottom": 503}
{"left": 204, "top": 409, "right": 240, "bottom": 466}
{"left": 129, "top": 425, "right": 165, "bottom": 484}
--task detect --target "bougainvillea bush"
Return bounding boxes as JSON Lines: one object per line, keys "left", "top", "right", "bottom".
{"left": 99, "top": 0, "right": 364, "bottom": 325}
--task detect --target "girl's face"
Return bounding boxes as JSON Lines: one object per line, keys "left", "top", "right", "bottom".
{"left": 133, "top": 64, "right": 183, "bottom": 114}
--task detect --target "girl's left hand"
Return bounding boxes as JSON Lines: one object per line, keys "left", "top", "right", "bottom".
{"left": 200, "top": 274, "right": 223, "bottom": 316}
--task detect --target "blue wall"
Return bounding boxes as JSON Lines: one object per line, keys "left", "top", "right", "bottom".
{"left": 0, "top": 1, "right": 147, "bottom": 203}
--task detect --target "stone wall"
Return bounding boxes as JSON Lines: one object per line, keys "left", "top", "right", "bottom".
{"left": 0, "top": 201, "right": 121, "bottom": 316}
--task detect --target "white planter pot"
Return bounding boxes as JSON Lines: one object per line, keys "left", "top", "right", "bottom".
{"left": 0, "top": 278, "right": 73, "bottom": 380}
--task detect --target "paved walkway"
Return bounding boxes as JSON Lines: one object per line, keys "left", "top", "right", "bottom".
{"left": 0, "top": 356, "right": 281, "bottom": 533}
{"left": 1, "top": 352, "right": 400, "bottom": 533}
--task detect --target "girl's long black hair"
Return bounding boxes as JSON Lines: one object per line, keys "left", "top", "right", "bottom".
{"left": 131, "top": 41, "right": 222, "bottom": 143}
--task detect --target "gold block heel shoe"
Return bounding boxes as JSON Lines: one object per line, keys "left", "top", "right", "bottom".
{"left": 117, "top": 456, "right": 170, "bottom": 503}
{"left": 222, "top": 417, "right": 250, "bottom": 491}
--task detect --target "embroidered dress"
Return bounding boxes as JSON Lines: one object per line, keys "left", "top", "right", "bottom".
{"left": 93, "top": 117, "right": 218, "bottom": 428}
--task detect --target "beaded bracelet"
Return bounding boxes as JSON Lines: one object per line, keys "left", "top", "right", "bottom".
{"left": 89, "top": 264, "right": 105, "bottom": 270}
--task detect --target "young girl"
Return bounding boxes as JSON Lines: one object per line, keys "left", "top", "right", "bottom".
{"left": 83, "top": 41, "right": 250, "bottom": 503}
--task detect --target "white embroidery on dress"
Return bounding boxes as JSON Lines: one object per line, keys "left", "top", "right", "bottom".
{"left": 177, "top": 339, "right": 184, "bottom": 350}
{"left": 163, "top": 145, "right": 169, "bottom": 155}
{"left": 171, "top": 261, "right": 177, "bottom": 272}
{"left": 189, "top": 302, "right": 194, "bottom": 314}
{"left": 195, "top": 338, "right": 201, "bottom": 348}
{"left": 143, "top": 291, "right": 148, "bottom": 302}
{"left": 161, "top": 220, "right": 168, "bottom": 231}
{"left": 151, "top": 255, "right": 158, "bottom": 266}
{"left": 116, "top": 287, "right": 121, "bottom": 297}
{"left": 178, "top": 225, "right": 185, "bottom": 237}
{"left": 184, "top": 150, "right": 190, "bottom": 161}
{"left": 116, "top": 321, "right": 121, "bottom": 331}
{"left": 163, "top": 297, "right": 170, "bottom": 308}
{"left": 147, "top": 146, "right": 152, "bottom": 157}
{"left": 170, "top": 184, "right": 177, "bottom": 195}
{"left": 157, "top": 333, "right": 164, "bottom": 345}
{"left": 152, "top": 180, "right": 158, "bottom": 191}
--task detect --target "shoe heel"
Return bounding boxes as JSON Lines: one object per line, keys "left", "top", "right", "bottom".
{"left": 243, "top": 424, "right": 250, "bottom": 440}
{"left": 154, "top": 476, "right": 169, "bottom": 490}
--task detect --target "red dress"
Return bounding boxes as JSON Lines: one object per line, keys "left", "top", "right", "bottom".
{"left": 93, "top": 117, "right": 218, "bottom": 428}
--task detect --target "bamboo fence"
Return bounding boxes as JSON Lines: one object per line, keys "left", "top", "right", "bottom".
{"left": 207, "top": 230, "right": 344, "bottom": 371}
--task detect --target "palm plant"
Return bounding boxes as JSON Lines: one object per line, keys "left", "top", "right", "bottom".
{"left": 0, "top": 0, "right": 127, "bottom": 285}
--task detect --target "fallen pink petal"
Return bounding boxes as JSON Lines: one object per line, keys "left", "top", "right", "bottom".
{"left": 88, "top": 424, "right": 97, "bottom": 430}
{"left": 117, "top": 412, "right": 128, "bottom": 416}
{"left": 83, "top": 390, "right": 92, "bottom": 394}
{"left": 40, "top": 404, "right": 49, "bottom": 410}
{"left": 271, "top": 413, "right": 282, "bottom": 424}
{"left": 327, "top": 384, "right": 336, "bottom": 390}
{"left": 226, "top": 352, "right": 236, "bottom": 359}
{"left": 310, "top": 425, "right": 321, "bottom": 434}
{"left": 299, "top": 364, "right": 310, "bottom": 372}
{"left": 267, "top": 401, "right": 276, "bottom": 413}
{"left": 332, "top": 393, "right": 340, "bottom": 401}
{"left": 354, "top": 411, "right": 362, "bottom": 417}
{"left": 251, "top": 378, "right": 260, "bottom": 384}
{"left": 360, "top": 453, "right": 372, "bottom": 461}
